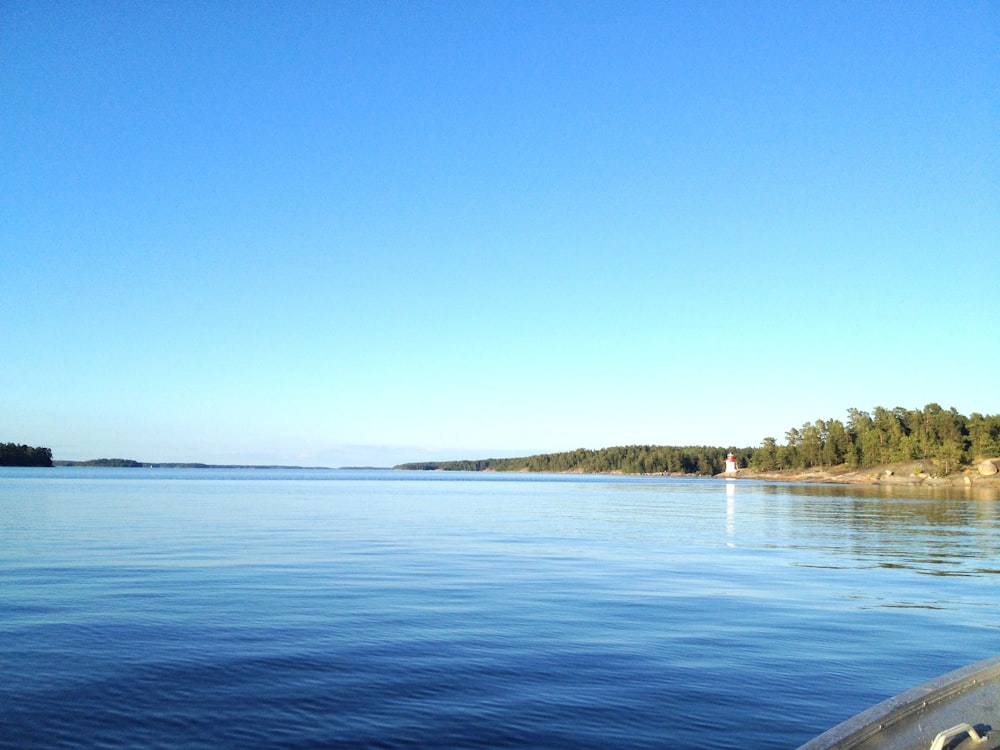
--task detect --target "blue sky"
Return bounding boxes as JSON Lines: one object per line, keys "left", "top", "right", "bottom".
{"left": 2, "top": 1, "right": 997, "bottom": 466}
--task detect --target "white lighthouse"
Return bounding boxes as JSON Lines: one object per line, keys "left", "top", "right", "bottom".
{"left": 725, "top": 452, "right": 738, "bottom": 473}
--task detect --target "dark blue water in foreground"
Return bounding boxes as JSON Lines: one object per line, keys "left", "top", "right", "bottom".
{"left": 1, "top": 469, "right": 997, "bottom": 748}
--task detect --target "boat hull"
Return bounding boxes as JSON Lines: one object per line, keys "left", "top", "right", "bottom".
{"left": 797, "top": 656, "right": 1000, "bottom": 750}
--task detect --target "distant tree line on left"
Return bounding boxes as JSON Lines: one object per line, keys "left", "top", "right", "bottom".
{"left": 59, "top": 458, "right": 144, "bottom": 467}
{"left": 0, "top": 443, "right": 53, "bottom": 467}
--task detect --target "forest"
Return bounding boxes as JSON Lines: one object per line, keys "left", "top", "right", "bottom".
{"left": 397, "top": 445, "right": 753, "bottom": 476}
{"left": 0, "top": 443, "right": 53, "bottom": 467}
{"left": 748, "top": 404, "right": 1000, "bottom": 474}
{"left": 396, "top": 404, "right": 1000, "bottom": 477}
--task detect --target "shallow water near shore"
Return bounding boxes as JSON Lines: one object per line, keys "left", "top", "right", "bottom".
{"left": 1, "top": 468, "right": 997, "bottom": 748}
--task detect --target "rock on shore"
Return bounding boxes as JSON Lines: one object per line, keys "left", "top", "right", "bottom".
{"left": 978, "top": 459, "right": 1000, "bottom": 476}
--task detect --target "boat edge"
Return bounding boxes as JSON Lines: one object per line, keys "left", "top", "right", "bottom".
{"left": 796, "top": 655, "right": 1000, "bottom": 750}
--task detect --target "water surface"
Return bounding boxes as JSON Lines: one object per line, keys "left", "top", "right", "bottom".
{"left": 1, "top": 469, "right": 997, "bottom": 748}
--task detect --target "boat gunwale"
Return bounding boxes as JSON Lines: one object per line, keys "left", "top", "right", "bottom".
{"left": 797, "top": 655, "right": 1000, "bottom": 750}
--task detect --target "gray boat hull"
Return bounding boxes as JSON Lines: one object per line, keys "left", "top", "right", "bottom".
{"left": 798, "top": 656, "right": 1000, "bottom": 750}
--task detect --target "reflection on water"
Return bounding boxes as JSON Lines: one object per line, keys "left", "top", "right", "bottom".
{"left": 721, "top": 480, "right": 1000, "bottom": 579}
{"left": 753, "top": 478, "right": 1000, "bottom": 508}
{"left": 726, "top": 481, "right": 736, "bottom": 547}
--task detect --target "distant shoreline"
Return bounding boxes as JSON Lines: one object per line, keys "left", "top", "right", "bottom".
{"left": 27, "top": 460, "right": 1000, "bottom": 488}
{"left": 52, "top": 460, "right": 335, "bottom": 470}
{"left": 393, "top": 462, "right": 1000, "bottom": 488}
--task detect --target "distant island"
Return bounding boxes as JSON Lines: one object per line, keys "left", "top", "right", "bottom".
{"left": 52, "top": 459, "right": 332, "bottom": 469}
{"left": 395, "top": 404, "right": 1000, "bottom": 484}
{"left": 0, "top": 452, "right": 329, "bottom": 469}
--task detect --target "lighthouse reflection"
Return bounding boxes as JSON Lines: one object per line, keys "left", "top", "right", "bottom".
{"left": 726, "top": 481, "right": 736, "bottom": 547}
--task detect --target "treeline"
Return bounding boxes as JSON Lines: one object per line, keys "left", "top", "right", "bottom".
{"left": 53, "top": 459, "right": 322, "bottom": 469}
{"left": 397, "top": 445, "right": 754, "bottom": 476}
{"left": 0, "top": 443, "right": 53, "bottom": 467}
{"left": 749, "top": 404, "right": 1000, "bottom": 474}
{"left": 55, "top": 458, "right": 145, "bottom": 467}
{"left": 397, "top": 404, "right": 1000, "bottom": 478}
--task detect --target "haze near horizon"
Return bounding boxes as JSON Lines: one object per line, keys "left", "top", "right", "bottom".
{"left": 2, "top": 2, "right": 997, "bottom": 467}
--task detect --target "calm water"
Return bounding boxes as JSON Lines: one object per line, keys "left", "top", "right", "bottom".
{"left": 1, "top": 469, "right": 997, "bottom": 749}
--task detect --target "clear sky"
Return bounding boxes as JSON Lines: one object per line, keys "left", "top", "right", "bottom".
{"left": 2, "top": 1, "right": 997, "bottom": 467}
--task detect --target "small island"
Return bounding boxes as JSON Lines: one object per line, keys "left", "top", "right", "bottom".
{"left": 51, "top": 460, "right": 331, "bottom": 469}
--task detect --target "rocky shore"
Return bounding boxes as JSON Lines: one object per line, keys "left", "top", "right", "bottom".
{"left": 720, "top": 459, "right": 1000, "bottom": 487}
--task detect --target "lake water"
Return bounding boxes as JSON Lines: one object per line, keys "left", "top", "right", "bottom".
{"left": 1, "top": 469, "right": 997, "bottom": 748}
